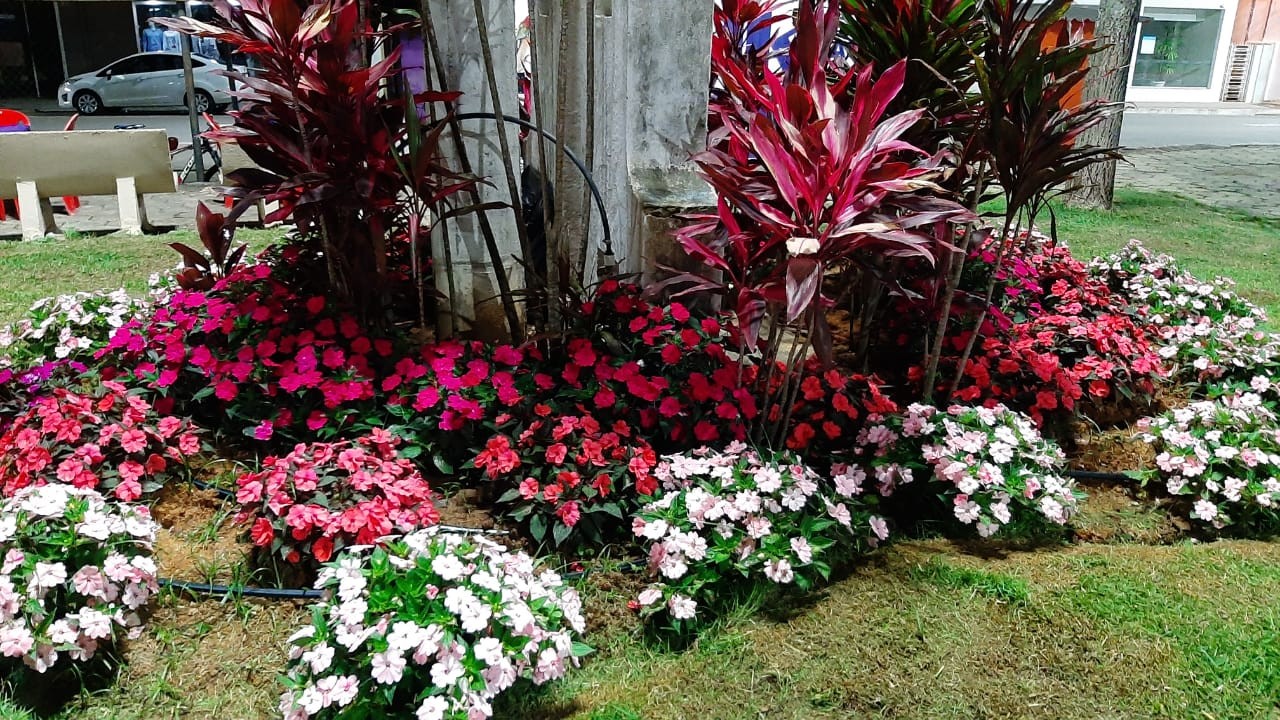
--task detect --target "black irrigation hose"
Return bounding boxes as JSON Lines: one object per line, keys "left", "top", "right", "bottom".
{"left": 1063, "top": 469, "right": 1134, "bottom": 482}
{"left": 191, "top": 477, "right": 235, "bottom": 500}
{"left": 428, "top": 111, "right": 614, "bottom": 260}
{"left": 160, "top": 577, "right": 325, "bottom": 599}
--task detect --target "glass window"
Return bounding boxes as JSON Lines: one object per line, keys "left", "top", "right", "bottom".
{"left": 1132, "top": 8, "right": 1223, "bottom": 88}
{"left": 107, "top": 56, "right": 149, "bottom": 75}
{"left": 150, "top": 55, "right": 185, "bottom": 72}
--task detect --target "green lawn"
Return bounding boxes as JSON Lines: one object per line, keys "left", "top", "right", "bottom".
{"left": 1049, "top": 190, "right": 1280, "bottom": 318}
{"left": 3, "top": 192, "right": 1280, "bottom": 720}
{"left": 0, "top": 228, "right": 280, "bottom": 327}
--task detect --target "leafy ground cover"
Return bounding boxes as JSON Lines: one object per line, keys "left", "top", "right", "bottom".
{"left": 1, "top": 187, "right": 1277, "bottom": 720}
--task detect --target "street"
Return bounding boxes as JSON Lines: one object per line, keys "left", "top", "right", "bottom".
{"left": 1121, "top": 112, "right": 1280, "bottom": 148}
{"left": 26, "top": 109, "right": 233, "bottom": 140}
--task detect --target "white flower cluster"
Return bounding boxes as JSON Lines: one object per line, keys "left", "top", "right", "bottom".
{"left": 634, "top": 443, "right": 883, "bottom": 626}
{"left": 280, "top": 528, "right": 587, "bottom": 720}
{"left": 859, "top": 404, "right": 1078, "bottom": 536}
{"left": 1138, "top": 382, "right": 1280, "bottom": 532}
{"left": 0, "top": 484, "right": 158, "bottom": 673}
{"left": 1090, "top": 240, "right": 1280, "bottom": 382}
{"left": 0, "top": 288, "right": 156, "bottom": 369}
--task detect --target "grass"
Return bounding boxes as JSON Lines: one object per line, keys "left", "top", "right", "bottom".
{"left": 1046, "top": 189, "right": 1280, "bottom": 318}
{"left": 484, "top": 540, "right": 1280, "bottom": 720}
{"left": 4, "top": 192, "right": 1280, "bottom": 719}
{"left": 0, "top": 228, "right": 280, "bottom": 327}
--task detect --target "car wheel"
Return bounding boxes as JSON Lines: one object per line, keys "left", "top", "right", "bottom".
{"left": 188, "top": 90, "right": 213, "bottom": 114}
{"left": 73, "top": 91, "right": 103, "bottom": 116}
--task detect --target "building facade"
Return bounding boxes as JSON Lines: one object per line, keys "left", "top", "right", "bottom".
{"left": 0, "top": 0, "right": 231, "bottom": 100}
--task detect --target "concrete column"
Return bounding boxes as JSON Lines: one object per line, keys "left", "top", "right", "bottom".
{"left": 427, "top": 0, "right": 523, "bottom": 341}
{"left": 626, "top": 0, "right": 716, "bottom": 281}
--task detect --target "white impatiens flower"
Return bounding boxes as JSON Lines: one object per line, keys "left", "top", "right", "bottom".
{"left": 667, "top": 594, "right": 697, "bottom": 620}
{"left": 416, "top": 696, "right": 450, "bottom": 720}
{"left": 789, "top": 537, "right": 813, "bottom": 565}
{"left": 371, "top": 650, "right": 407, "bottom": 684}
{"left": 763, "top": 558, "right": 794, "bottom": 584}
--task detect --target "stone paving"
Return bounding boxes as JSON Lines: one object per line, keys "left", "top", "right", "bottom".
{"left": 1116, "top": 144, "right": 1280, "bottom": 219}
{"left": 2, "top": 145, "right": 1276, "bottom": 239}
{"left": 0, "top": 183, "right": 223, "bottom": 239}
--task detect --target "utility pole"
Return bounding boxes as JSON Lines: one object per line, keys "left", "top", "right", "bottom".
{"left": 180, "top": 31, "right": 205, "bottom": 180}
{"left": 1067, "top": 0, "right": 1142, "bottom": 209}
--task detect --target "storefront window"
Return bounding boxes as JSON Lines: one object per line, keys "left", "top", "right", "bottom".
{"left": 134, "top": 1, "right": 227, "bottom": 62}
{"left": 1132, "top": 8, "right": 1223, "bottom": 88}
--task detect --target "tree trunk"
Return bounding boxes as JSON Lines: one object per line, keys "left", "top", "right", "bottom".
{"left": 1066, "top": 0, "right": 1142, "bottom": 209}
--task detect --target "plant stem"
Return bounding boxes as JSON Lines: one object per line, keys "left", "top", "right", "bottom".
{"left": 472, "top": 0, "right": 534, "bottom": 344}
{"left": 420, "top": 0, "right": 524, "bottom": 342}
{"left": 922, "top": 162, "right": 987, "bottom": 402}
{"left": 946, "top": 210, "right": 1022, "bottom": 400}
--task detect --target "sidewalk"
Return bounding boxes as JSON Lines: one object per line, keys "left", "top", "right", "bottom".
{"left": 1127, "top": 101, "right": 1280, "bottom": 116}
{"left": 0, "top": 183, "right": 223, "bottom": 239}
{"left": 0, "top": 97, "right": 68, "bottom": 115}
{"left": 1117, "top": 144, "right": 1280, "bottom": 219}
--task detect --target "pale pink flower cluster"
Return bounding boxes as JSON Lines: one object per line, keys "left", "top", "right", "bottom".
{"left": 0, "top": 484, "right": 157, "bottom": 673}
{"left": 0, "top": 288, "right": 156, "bottom": 369}
{"left": 1137, "top": 384, "right": 1280, "bottom": 531}
{"left": 280, "top": 528, "right": 587, "bottom": 720}
{"left": 1090, "top": 240, "right": 1280, "bottom": 382}
{"left": 858, "top": 404, "right": 1078, "bottom": 536}
{"left": 635, "top": 446, "right": 884, "bottom": 626}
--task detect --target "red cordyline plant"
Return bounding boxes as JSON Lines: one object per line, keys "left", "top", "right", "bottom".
{"left": 675, "top": 0, "right": 968, "bottom": 445}
{"left": 158, "top": 0, "right": 475, "bottom": 325}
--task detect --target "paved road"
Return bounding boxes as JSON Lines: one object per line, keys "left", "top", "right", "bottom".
{"left": 26, "top": 110, "right": 233, "bottom": 140}
{"left": 1121, "top": 112, "right": 1280, "bottom": 148}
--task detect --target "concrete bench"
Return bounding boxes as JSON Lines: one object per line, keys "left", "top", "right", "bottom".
{"left": 0, "top": 129, "right": 175, "bottom": 240}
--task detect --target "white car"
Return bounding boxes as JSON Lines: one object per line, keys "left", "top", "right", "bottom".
{"left": 58, "top": 52, "right": 234, "bottom": 115}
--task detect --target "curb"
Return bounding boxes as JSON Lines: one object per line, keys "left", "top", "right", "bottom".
{"left": 1127, "top": 107, "right": 1280, "bottom": 116}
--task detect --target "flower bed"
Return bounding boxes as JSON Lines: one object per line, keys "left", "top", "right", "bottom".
{"left": 0, "top": 288, "right": 159, "bottom": 371}
{"left": 0, "top": 484, "right": 159, "bottom": 674}
{"left": 279, "top": 528, "right": 588, "bottom": 720}
{"left": 1090, "top": 240, "right": 1280, "bottom": 384}
{"left": 0, "top": 380, "right": 202, "bottom": 502}
{"left": 632, "top": 444, "right": 885, "bottom": 629}
{"left": 1137, "top": 383, "right": 1280, "bottom": 534}
{"left": 940, "top": 235, "right": 1165, "bottom": 426}
{"left": 854, "top": 403, "right": 1080, "bottom": 536}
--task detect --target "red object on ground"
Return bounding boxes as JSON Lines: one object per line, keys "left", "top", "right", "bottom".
{"left": 62, "top": 113, "right": 82, "bottom": 215}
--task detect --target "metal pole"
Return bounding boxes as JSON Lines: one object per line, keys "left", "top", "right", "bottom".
{"left": 225, "top": 57, "right": 239, "bottom": 111}
{"left": 52, "top": 1, "right": 70, "bottom": 82}
{"left": 180, "top": 32, "right": 205, "bottom": 179}
{"left": 21, "top": 1, "right": 40, "bottom": 97}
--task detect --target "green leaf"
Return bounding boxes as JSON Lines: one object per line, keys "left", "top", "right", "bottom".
{"left": 552, "top": 521, "right": 572, "bottom": 546}
{"left": 571, "top": 640, "right": 595, "bottom": 658}
{"left": 529, "top": 514, "right": 547, "bottom": 542}
{"left": 433, "top": 454, "right": 454, "bottom": 474}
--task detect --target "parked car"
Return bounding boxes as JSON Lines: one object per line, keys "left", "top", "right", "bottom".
{"left": 58, "top": 52, "right": 235, "bottom": 115}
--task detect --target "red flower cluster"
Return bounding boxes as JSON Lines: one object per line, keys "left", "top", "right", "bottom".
{"left": 553, "top": 280, "right": 756, "bottom": 450}
{"left": 920, "top": 236, "right": 1166, "bottom": 426}
{"left": 479, "top": 409, "right": 658, "bottom": 548}
{"left": 235, "top": 429, "right": 439, "bottom": 566}
{"left": 784, "top": 365, "right": 899, "bottom": 459}
{"left": 0, "top": 379, "right": 201, "bottom": 501}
